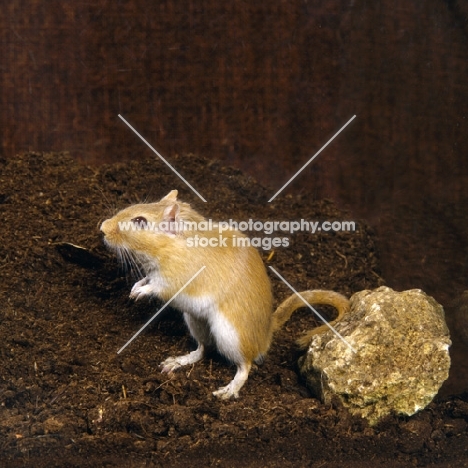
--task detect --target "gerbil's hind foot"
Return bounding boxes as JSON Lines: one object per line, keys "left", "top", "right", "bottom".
{"left": 212, "top": 384, "right": 240, "bottom": 400}
{"left": 160, "top": 344, "right": 204, "bottom": 373}
{"left": 212, "top": 362, "right": 251, "bottom": 400}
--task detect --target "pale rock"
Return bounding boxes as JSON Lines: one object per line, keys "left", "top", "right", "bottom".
{"left": 299, "top": 286, "right": 451, "bottom": 425}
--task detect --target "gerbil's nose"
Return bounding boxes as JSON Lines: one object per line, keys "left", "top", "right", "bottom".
{"left": 100, "top": 219, "right": 110, "bottom": 234}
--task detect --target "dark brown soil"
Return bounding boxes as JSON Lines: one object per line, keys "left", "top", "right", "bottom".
{"left": 1, "top": 152, "right": 467, "bottom": 467}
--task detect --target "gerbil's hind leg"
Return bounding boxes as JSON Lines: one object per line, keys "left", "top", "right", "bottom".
{"left": 212, "top": 361, "right": 252, "bottom": 400}
{"left": 160, "top": 343, "right": 205, "bottom": 373}
{"left": 160, "top": 313, "right": 208, "bottom": 373}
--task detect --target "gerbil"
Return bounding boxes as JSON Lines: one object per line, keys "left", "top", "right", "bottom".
{"left": 100, "top": 190, "right": 349, "bottom": 399}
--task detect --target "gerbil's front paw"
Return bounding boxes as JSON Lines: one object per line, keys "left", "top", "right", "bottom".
{"left": 212, "top": 385, "right": 239, "bottom": 400}
{"left": 129, "top": 278, "right": 152, "bottom": 300}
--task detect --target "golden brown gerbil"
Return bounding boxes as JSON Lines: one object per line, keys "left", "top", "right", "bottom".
{"left": 100, "top": 190, "right": 349, "bottom": 399}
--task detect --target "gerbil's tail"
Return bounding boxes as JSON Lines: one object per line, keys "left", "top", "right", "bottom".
{"left": 272, "top": 290, "right": 350, "bottom": 349}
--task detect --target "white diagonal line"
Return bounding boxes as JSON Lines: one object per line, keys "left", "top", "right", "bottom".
{"left": 268, "top": 266, "right": 356, "bottom": 353}
{"left": 268, "top": 115, "right": 356, "bottom": 202}
{"left": 117, "top": 266, "right": 206, "bottom": 354}
{"left": 118, "top": 114, "right": 207, "bottom": 202}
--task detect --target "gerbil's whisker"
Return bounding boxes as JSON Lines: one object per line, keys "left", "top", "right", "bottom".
{"left": 129, "top": 250, "right": 146, "bottom": 280}
{"left": 113, "top": 246, "right": 144, "bottom": 282}
{"left": 96, "top": 185, "right": 117, "bottom": 217}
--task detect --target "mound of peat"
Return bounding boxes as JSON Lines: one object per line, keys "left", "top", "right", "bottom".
{"left": 0, "top": 152, "right": 467, "bottom": 467}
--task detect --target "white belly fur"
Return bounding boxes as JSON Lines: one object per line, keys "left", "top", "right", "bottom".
{"left": 173, "top": 293, "right": 243, "bottom": 365}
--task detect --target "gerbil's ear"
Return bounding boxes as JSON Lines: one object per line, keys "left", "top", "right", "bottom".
{"left": 161, "top": 190, "right": 178, "bottom": 202}
{"left": 163, "top": 203, "right": 180, "bottom": 222}
{"left": 160, "top": 203, "right": 180, "bottom": 235}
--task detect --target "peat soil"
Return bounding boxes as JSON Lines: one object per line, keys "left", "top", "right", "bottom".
{"left": 0, "top": 152, "right": 467, "bottom": 467}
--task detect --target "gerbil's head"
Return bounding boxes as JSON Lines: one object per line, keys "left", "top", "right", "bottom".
{"left": 100, "top": 190, "right": 205, "bottom": 261}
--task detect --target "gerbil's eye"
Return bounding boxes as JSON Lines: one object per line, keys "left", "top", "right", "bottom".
{"left": 131, "top": 216, "right": 147, "bottom": 227}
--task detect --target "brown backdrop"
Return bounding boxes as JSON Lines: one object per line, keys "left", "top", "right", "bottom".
{"left": 2, "top": 0, "right": 468, "bottom": 304}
